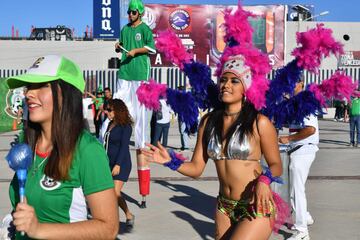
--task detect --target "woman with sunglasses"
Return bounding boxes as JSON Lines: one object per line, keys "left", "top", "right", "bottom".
{"left": 114, "top": 0, "right": 156, "bottom": 209}
{"left": 7, "top": 55, "right": 118, "bottom": 239}
{"left": 103, "top": 99, "right": 135, "bottom": 232}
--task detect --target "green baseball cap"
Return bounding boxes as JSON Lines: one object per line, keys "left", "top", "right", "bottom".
{"left": 128, "top": 0, "right": 145, "bottom": 15}
{"left": 6, "top": 55, "right": 85, "bottom": 93}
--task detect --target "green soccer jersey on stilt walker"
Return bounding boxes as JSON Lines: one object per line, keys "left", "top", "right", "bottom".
{"left": 9, "top": 131, "right": 114, "bottom": 239}
{"left": 118, "top": 22, "right": 156, "bottom": 81}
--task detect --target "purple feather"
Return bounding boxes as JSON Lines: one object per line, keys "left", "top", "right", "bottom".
{"left": 166, "top": 89, "right": 199, "bottom": 134}
{"left": 270, "top": 90, "right": 323, "bottom": 129}
{"left": 183, "top": 61, "right": 220, "bottom": 110}
{"left": 263, "top": 59, "right": 303, "bottom": 120}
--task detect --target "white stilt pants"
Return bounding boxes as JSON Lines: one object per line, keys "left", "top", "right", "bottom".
{"left": 113, "top": 79, "right": 150, "bottom": 148}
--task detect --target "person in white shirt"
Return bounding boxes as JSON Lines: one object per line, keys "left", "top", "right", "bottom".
{"left": 279, "top": 80, "right": 318, "bottom": 240}
{"left": 151, "top": 98, "right": 172, "bottom": 147}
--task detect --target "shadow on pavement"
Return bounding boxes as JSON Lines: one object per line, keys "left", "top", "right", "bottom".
{"left": 319, "top": 139, "right": 349, "bottom": 146}
{"left": 172, "top": 211, "right": 214, "bottom": 240}
{"left": 154, "top": 180, "right": 216, "bottom": 220}
{"left": 122, "top": 192, "right": 140, "bottom": 208}
{"left": 277, "top": 227, "right": 295, "bottom": 240}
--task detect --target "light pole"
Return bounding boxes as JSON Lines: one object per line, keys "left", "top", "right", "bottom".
{"left": 302, "top": 11, "right": 330, "bottom": 21}
{"left": 297, "top": 11, "right": 330, "bottom": 32}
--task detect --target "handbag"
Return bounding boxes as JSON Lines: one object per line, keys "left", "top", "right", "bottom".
{"left": 155, "top": 104, "right": 163, "bottom": 120}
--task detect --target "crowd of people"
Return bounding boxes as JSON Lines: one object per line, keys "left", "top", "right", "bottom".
{"left": 3, "top": 0, "right": 359, "bottom": 239}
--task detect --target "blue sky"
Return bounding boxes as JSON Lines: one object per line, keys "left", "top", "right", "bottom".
{"left": 0, "top": 0, "right": 358, "bottom": 37}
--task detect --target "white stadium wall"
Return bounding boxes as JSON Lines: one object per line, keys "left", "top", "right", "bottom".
{"left": 1, "top": 21, "right": 360, "bottom": 92}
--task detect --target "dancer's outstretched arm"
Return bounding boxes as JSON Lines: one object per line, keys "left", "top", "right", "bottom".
{"left": 141, "top": 118, "right": 208, "bottom": 179}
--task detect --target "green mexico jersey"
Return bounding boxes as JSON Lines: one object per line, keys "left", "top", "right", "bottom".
{"left": 9, "top": 131, "right": 114, "bottom": 239}
{"left": 93, "top": 97, "right": 104, "bottom": 110}
{"left": 350, "top": 98, "right": 360, "bottom": 116}
{"left": 118, "top": 22, "right": 156, "bottom": 81}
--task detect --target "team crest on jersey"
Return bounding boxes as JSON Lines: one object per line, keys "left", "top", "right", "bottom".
{"left": 40, "top": 175, "right": 61, "bottom": 191}
{"left": 135, "top": 33, "right": 141, "bottom": 41}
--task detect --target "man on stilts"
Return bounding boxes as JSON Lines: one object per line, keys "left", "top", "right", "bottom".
{"left": 114, "top": 0, "right": 155, "bottom": 208}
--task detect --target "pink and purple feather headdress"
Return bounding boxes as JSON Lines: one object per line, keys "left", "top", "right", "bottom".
{"left": 215, "top": 4, "right": 271, "bottom": 110}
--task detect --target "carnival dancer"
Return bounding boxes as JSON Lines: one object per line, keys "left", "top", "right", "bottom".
{"left": 114, "top": 0, "right": 156, "bottom": 208}
{"left": 141, "top": 4, "right": 291, "bottom": 239}
{"left": 7, "top": 55, "right": 118, "bottom": 239}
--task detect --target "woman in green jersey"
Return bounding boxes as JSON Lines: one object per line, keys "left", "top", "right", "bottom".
{"left": 7, "top": 55, "right": 119, "bottom": 239}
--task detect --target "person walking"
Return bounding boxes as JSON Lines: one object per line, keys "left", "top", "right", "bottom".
{"left": 87, "top": 88, "right": 104, "bottom": 138}
{"left": 7, "top": 55, "right": 118, "bottom": 239}
{"left": 151, "top": 98, "right": 172, "bottom": 147}
{"left": 103, "top": 99, "right": 135, "bottom": 232}
{"left": 178, "top": 119, "right": 189, "bottom": 151}
{"left": 113, "top": 0, "right": 156, "bottom": 208}
{"left": 98, "top": 87, "right": 113, "bottom": 143}
{"left": 349, "top": 94, "right": 360, "bottom": 147}
{"left": 279, "top": 79, "right": 319, "bottom": 240}
{"left": 176, "top": 86, "right": 189, "bottom": 151}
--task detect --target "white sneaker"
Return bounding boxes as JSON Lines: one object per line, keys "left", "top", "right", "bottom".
{"left": 290, "top": 217, "right": 314, "bottom": 230}
{"left": 307, "top": 216, "right": 314, "bottom": 225}
{"left": 288, "top": 231, "right": 310, "bottom": 240}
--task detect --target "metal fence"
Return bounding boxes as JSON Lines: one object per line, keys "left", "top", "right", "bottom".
{"left": 1, "top": 67, "right": 359, "bottom": 93}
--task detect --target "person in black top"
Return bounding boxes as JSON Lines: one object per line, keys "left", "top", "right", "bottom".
{"left": 103, "top": 99, "right": 135, "bottom": 231}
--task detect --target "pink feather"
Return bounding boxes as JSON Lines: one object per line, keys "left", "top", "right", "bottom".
{"left": 292, "top": 24, "right": 344, "bottom": 73}
{"left": 222, "top": 3, "right": 255, "bottom": 46}
{"left": 136, "top": 79, "right": 167, "bottom": 111}
{"left": 309, "top": 71, "right": 357, "bottom": 107}
{"left": 272, "top": 192, "right": 292, "bottom": 233}
{"left": 353, "top": 90, "right": 360, "bottom": 98}
{"left": 155, "top": 30, "right": 193, "bottom": 69}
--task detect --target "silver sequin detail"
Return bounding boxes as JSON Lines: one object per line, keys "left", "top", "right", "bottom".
{"left": 207, "top": 126, "right": 251, "bottom": 161}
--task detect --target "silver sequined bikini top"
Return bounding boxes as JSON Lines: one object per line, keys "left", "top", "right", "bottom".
{"left": 207, "top": 125, "right": 259, "bottom": 161}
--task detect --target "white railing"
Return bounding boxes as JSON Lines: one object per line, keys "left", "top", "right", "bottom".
{"left": 1, "top": 67, "right": 359, "bottom": 94}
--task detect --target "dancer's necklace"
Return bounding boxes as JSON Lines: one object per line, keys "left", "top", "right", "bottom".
{"left": 224, "top": 110, "right": 241, "bottom": 116}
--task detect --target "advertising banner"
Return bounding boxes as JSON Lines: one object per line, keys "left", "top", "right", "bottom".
{"left": 0, "top": 78, "right": 24, "bottom": 133}
{"left": 142, "top": 4, "right": 286, "bottom": 68}
{"left": 93, "top": 0, "right": 120, "bottom": 39}
{"left": 339, "top": 51, "right": 360, "bottom": 67}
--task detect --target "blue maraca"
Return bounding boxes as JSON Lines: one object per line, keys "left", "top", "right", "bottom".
{"left": 6, "top": 143, "right": 33, "bottom": 203}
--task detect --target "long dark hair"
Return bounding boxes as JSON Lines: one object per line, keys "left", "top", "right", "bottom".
{"left": 25, "top": 80, "right": 84, "bottom": 181}
{"left": 108, "top": 99, "right": 133, "bottom": 126}
{"left": 203, "top": 100, "right": 259, "bottom": 150}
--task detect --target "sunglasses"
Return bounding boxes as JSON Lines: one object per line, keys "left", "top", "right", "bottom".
{"left": 106, "top": 108, "right": 113, "bottom": 112}
{"left": 127, "top": 10, "right": 138, "bottom": 15}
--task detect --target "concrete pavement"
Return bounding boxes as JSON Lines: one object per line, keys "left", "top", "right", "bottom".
{"left": 0, "top": 119, "right": 359, "bottom": 240}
